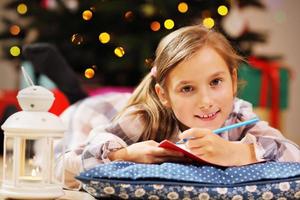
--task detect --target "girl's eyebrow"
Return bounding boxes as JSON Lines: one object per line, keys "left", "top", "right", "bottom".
{"left": 210, "top": 71, "right": 226, "bottom": 78}
{"left": 175, "top": 80, "right": 192, "bottom": 87}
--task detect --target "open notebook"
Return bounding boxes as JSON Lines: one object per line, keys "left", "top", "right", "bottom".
{"left": 159, "top": 140, "right": 224, "bottom": 166}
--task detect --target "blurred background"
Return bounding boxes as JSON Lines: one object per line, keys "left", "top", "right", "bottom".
{"left": 0, "top": 0, "right": 299, "bottom": 147}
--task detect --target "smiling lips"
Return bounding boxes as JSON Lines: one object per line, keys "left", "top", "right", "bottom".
{"left": 196, "top": 110, "right": 220, "bottom": 121}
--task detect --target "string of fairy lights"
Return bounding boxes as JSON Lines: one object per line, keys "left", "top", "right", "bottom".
{"left": 8, "top": 2, "right": 229, "bottom": 79}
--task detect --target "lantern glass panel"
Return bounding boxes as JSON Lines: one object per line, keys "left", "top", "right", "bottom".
{"left": 18, "top": 138, "right": 44, "bottom": 184}
{"left": 18, "top": 136, "right": 64, "bottom": 185}
{"left": 3, "top": 136, "right": 14, "bottom": 182}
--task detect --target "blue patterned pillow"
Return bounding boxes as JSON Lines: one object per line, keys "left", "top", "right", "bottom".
{"left": 78, "top": 161, "right": 300, "bottom": 184}
{"left": 76, "top": 161, "right": 300, "bottom": 199}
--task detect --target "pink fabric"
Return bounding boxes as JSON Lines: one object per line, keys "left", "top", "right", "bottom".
{"left": 86, "top": 86, "right": 133, "bottom": 96}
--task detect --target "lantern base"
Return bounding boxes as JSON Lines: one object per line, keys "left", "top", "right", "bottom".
{"left": 0, "top": 183, "right": 64, "bottom": 199}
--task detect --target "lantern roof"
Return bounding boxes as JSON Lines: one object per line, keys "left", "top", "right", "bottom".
{"left": 1, "top": 110, "right": 65, "bottom": 135}
{"left": 1, "top": 85, "right": 65, "bottom": 136}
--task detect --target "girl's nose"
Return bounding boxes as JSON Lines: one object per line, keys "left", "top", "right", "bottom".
{"left": 197, "top": 91, "right": 213, "bottom": 110}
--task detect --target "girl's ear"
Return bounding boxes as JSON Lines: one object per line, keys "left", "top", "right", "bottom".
{"left": 155, "top": 83, "right": 171, "bottom": 107}
{"left": 232, "top": 68, "right": 238, "bottom": 96}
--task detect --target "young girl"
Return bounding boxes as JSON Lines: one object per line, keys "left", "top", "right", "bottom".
{"left": 56, "top": 24, "right": 300, "bottom": 188}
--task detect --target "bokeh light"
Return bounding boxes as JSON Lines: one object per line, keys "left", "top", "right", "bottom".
{"left": 71, "top": 33, "right": 84, "bottom": 45}
{"left": 145, "top": 58, "right": 153, "bottom": 67}
{"left": 10, "top": 25, "right": 21, "bottom": 36}
{"left": 203, "top": 17, "right": 215, "bottom": 29}
{"left": 164, "top": 19, "right": 175, "bottom": 30}
{"left": 10, "top": 46, "right": 21, "bottom": 57}
{"left": 178, "top": 2, "right": 188, "bottom": 13}
{"left": 82, "top": 10, "right": 93, "bottom": 21}
{"left": 84, "top": 68, "right": 95, "bottom": 79}
{"left": 91, "top": 65, "right": 97, "bottom": 70}
{"left": 218, "top": 5, "right": 228, "bottom": 16}
{"left": 141, "top": 4, "right": 155, "bottom": 17}
{"left": 90, "top": 7, "right": 96, "bottom": 12}
{"left": 150, "top": 21, "right": 160, "bottom": 31}
{"left": 17, "top": 3, "right": 27, "bottom": 15}
{"left": 124, "top": 11, "right": 134, "bottom": 22}
{"left": 114, "top": 47, "right": 125, "bottom": 57}
{"left": 99, "top": 32, "right": 110, "bottom": 44}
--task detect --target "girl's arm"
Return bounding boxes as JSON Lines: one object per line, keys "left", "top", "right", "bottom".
{"left": 108, "top": 140, "right": 185, "bottom": 163}
{"left": 56, "top": 107, "right": 145, "bottom": 189}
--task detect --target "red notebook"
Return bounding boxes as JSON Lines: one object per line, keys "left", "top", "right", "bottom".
{"left": 159, "top": 140, "right": 264, "bottom": 166}
{"left": 159, "top": 140, "right": 222, "bottom": 166}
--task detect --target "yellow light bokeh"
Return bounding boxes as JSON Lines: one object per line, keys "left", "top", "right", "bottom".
{"left": 141, "top": 4, "right": 156, "bottom": 17}
{"left": 203, "top": 17, "right": 215, "bottom": 29}
{"left": 164, "top": 19, "right": 175, "bottom": 30}
{"left": 10, "top": 25, "right": 21, "bottom": 36}
{"left": 178, "top": 2, "right": 188, "bottom": 13}
{"left": 82, "top": 10, "right": 93, "bottom": 21}
{"left": 84, "top": 68, "right": 95, "bottom": 79}
{"left": 150, "top": 21, "right": 160, "bottom": 32}
{"left": 114, "top": 47, "right": 125, "bottom": 57}
{"left": 99, "top": 32, "right": 110, "bottom": 44}
{"left": 217, "top": 5, "right": 228, "bottom": 16}
{"left": 10, "top": 46, "right": 21, "bottom": 57}
{"left": 17, "top": 3, "right": 27, "bottom": 15}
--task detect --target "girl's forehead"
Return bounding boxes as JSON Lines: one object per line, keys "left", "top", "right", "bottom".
{"left": 162, "top": 47, "right": 230, "bottom": 85}
{"left": 173, "top": 47, "right": 228, "bottom": 72}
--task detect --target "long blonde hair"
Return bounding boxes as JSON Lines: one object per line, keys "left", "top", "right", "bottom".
{"left": 116, "top": 25, "right": 242, "bottom": 142}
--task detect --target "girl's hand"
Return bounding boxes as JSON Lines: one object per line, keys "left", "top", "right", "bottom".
{"left": 179, "top": 128, "right": 257, "bottom": 166}
{"left": 109, "top": 140, "right": 186, "bottom": 164}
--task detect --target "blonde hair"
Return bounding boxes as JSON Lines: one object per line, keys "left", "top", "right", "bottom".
{"left": 117, "top": 25, "right": 242, "bottom": 142}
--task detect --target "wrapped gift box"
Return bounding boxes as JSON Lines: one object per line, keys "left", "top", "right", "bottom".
{"left": 237, "top": 57, "right": 290, "bottom": 129}
{"left": 238, "top": 62, "right": 289, "bottom": 109}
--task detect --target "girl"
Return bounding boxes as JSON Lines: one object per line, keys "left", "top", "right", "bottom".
{"left": 56, "top": 25, "right": 300, "bottom": 188}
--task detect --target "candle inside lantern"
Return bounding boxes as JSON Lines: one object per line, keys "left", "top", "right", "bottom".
{"left": 19, "top": 176, "right": 42, "bottom": 182}
{"left": 19, "top": 168, "right": 42, "bottom": 182}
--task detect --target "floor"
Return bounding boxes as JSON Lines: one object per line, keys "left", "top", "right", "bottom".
{"left": 0, "top": 156, "right": 95, "bottom": 200}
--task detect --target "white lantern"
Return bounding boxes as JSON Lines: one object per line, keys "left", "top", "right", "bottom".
{"left": 0, "top": 84, "right": 66, "bottom": 199}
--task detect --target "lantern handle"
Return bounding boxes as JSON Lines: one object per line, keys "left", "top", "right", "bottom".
{"left": 21, "top": 66, "right": 35, "bottom": 86}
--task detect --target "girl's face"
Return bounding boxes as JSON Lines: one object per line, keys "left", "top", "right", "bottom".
{"left": 156, "top": 46, "right": 237, "bottom": 131}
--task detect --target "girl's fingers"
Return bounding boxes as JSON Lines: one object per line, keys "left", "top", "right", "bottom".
{"left": 185, "top": 137, "right": 209, "bottom": 149}
{"left": 178, "top": 128, "right": 211, "bottom": 140}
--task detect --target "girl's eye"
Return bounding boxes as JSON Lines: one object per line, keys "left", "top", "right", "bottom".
{"left": 210, "top": 78, "right": 223, "bottom": 86}
{"left": 181, "top": 86, "right": 193, "bottom": 93}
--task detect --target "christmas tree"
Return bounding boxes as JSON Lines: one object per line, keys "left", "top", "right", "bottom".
{"left": 0, "top": 0, "right": 266, "bottom": 87}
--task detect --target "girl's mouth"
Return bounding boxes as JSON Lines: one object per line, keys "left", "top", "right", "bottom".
{"left": 195, "top": 110, "right": 220, "bottom": 121}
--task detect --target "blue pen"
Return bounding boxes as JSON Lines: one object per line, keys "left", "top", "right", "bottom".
{"left": 176, "top": 117, "right": 259, "bottom": 144}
